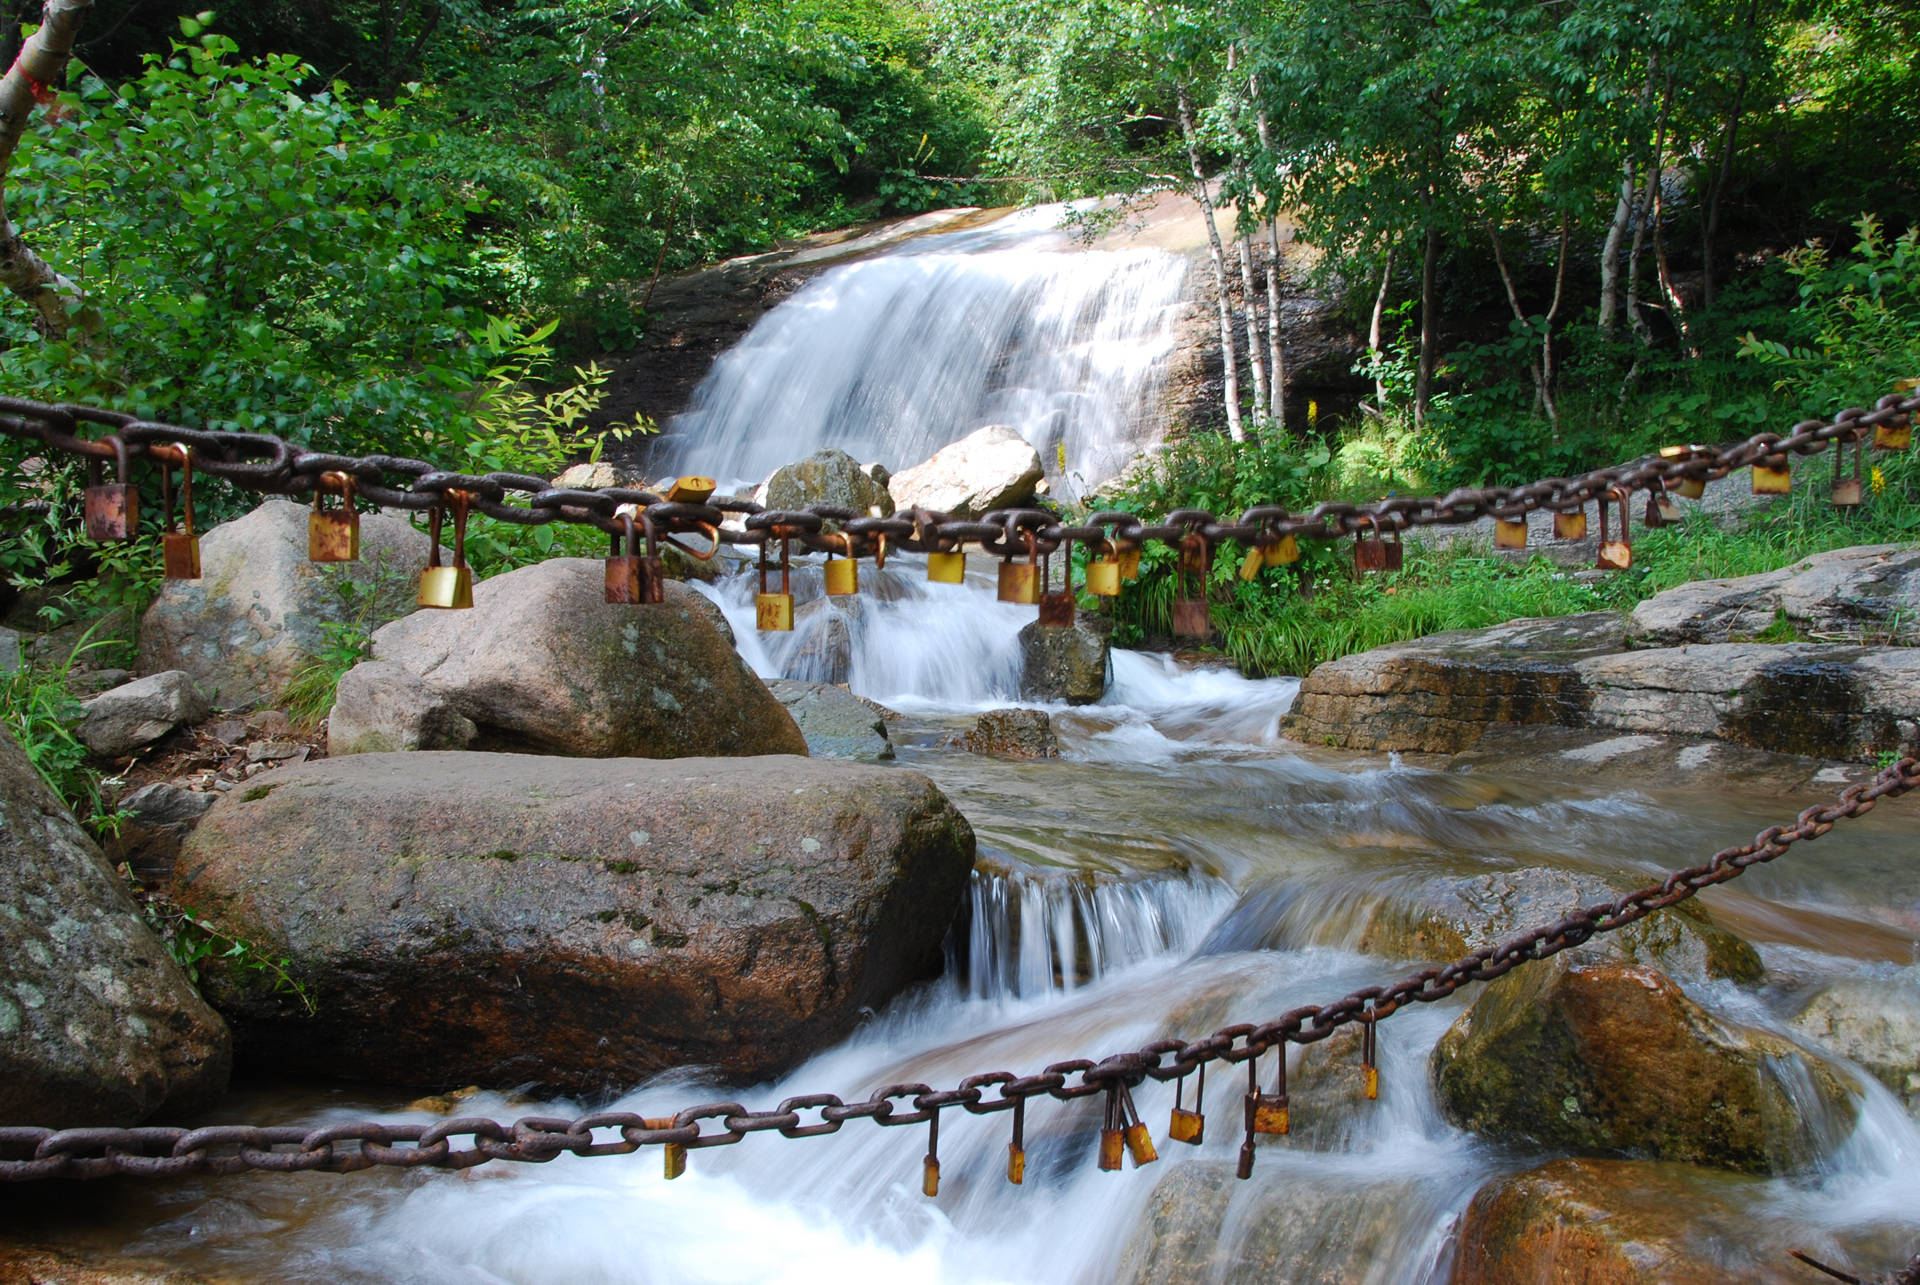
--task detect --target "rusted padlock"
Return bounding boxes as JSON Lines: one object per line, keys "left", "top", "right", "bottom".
{"left": 1097, "top": 1085, "right": 1125, "bottom": 1173}
{"left": 1006, "top": 1097, "right": 1027, "bottom": 1186}
{"left": 823, "top": 533, "right": 859, "bottom": 597}
{"left": 998, "top": 530, "right": 1041, "bottom": 605}
{"left": 1238, "top": 1050, "right": 1290, "bottom": 1181}
{"left": 417, "top": 491, "right": 474, "bottom": 610}
{"left": 1831, "top": 429, "right": 1865, "bottom": 508}
{"left": 1874, "top": 414, "right": 1911, "bottom": 452}
{"left": 1643, "top": 481, "right": 1683, "bottom": 528}
{"left": 156, "top": 444, "right": 200, "bottom": 580}
{"left": 605, "top": 506, "right": 665, "bottom": 605}
{"left": 1168, "top": 1063, "right": 1205, "bottom": 1145}
{"left": 756, "top": 532, "right": 794, "bottom": 631}
{"left": 310, "top": 471, "right": 361, "bottom": 562}
{"left": 1119, "top": 1082, "right": 1157, "bottom": 1168}
{"left": 1596, "top": 487, "right": 1632, "bottom": 571}
{"left": 1172, "top": 532, "right": 1211, "bottom": 639}
{"left": 84, "top": 435, "right": 139, "bottom": 542}
{"left": 1116, "top": 541, "right": 1143, "bottom": 581}
{"left": 923, "top": 1111, "right": 941, "bottom": 1198}
{"left": 1494, "top": 516, "right": 1528, "bottom": 550}
{"left": 1038, "top": 537, "right": 1075, "bottom": 627}
{"left": 1660, "top": 444, "right": 1710, "bottom": 498}
{"left": 1752, "top": 451, "right": 1791, "bottom": 495}
{"left": 1353, "top": 516, "right": 1390, "bottom": 573}
{"left": 1551, "top": 503, "right": 1587, "bottom": 542}
{"left": 1362, "top": 1013, "right": 1380, "bottom": 1102}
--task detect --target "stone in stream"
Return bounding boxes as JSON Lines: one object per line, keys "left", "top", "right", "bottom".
{"left": 1017, "top": 617, "right": 1111, "bottom": 704}
{"left": 76, "top": 671, "right": 210, "bottom": 758}
{"left": 765, "top": 679, "right": 893, "bottom": 761}
{"left": 0, "top": 729, "right": 230, "bottom": 1126}
{"left": 1431, "top": 960, "right": 1858, "bottom": 1174}
{"left": 886, "top": 425, "right": 1044, "bottom": 518}
{"left": 1452, "top": 1156, "right": 1918, "bottom": 1283}
{"left": 333, "top": 559, "right": 805, "bottom": 759}
{"left": 763, "top": 447, "right": 896, "bottom": 516}
{"left": 1627, "top": 543, "right": 1920, "bottom": 648}
{"left": 1789, "top": 977, "right": 1920, "bottom": 1119}
{"left": 172, "top": 751, "right": 975, "bottom": 1092}
{"left": 138, "top": 499, "right": 430, "bottom": 709}
{"left": 0, "top": 1241, "right": 212, "bottom": 1285}
{"left": 961, "top": 708, "right": 1060, "bottom": 759}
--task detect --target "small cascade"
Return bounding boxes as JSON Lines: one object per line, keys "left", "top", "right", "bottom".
{"left": 649, "top": 230, "right": 1190, "bottom": 497}
{"left": 952, "top": 868, "right": 1236, "bottom": 1001}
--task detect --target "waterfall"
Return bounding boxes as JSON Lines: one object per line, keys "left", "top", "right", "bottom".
{"left": 649, "top": 224, "right": 1190, "bottom": 497}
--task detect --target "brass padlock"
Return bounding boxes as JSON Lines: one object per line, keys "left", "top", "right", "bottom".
{"left": 1660, "top": 444, "right": 1710, "bottom": 498}
{"left": 1119, "top": 1083, "right": 1157, "bottom": 1167}
{"left": 84, "top": 436, "right": 139, "bottom": 542}
{"left": 418, "top": 491, "right": 475, "bottom": 610}
{"left": 927, "top": 548, "right": 966, "bottom": 584}
{"left": 605, "top": 506, "right": 665, "bottom": 605}
{"left": 157, "top": 444, "right": 200, "bottom": 580}
{"left": 1596, "top": 487, "right": 1632, "bottom": 571}
{"left": 1250, "top": 1050, "right": 1290, "bottom": 1135}
{"left": 922, "top": 1113, "right": 941, "bottom": 1198}
{"left": 823, "top": 534, "right": 859, "bottom": 596}
{"left": 1006, "top": 1098, "right": 1027, "bottom": 1185}
{"left": 756, "top": 533, "right": 795, "bottom": 631}
{"left": 1643, "top": 483, "right": 1683, "bottom": 528}
{"left": 1874, "top": 415, "right": 1911, "bottom": 452}
{"left": 1263, "top": 533, "right": 1299, "bottom": 567}
{"left": 1752, "top": 453, "right": 1791, "bottom": 494}
{"left": 1494, "top": 518, "right": 1527, "bottom": 550}
{"left": 1169, "top": 1063, "right": 1205, "bottom": 1145}
{"left": 310, "top": 471, "right": 362, "bottom": 562}
{"left": 665, "top": 476, "right": 716, "bottom": 504}
{"left": 1362, "top": 1014, "right": 1380, "bottom": 1102}
{"left": 1037, "top": 538, "right": 1075, "bottom": 627}
{"left": 1116, "top": 543, "right": 1142, "bottom": 581}
{"left": 663, "top": 1141, "right": 687, "bottom": 1180}
{"left": 1353, "top": 517, "right": 1390, "bottom": 574}
{"left": 1085, "top": 540, "right": 1122, "bottom": 597}
{"left": 997, "top": 531, "right": 1041, "bottom": 605}
{"left": 1830, "top": 431, "right": 1865, "bottom": 507}
{"left": 1172, "top": 532, "right": 1210, "bottom": 639}
{"left": 1552, "top": 505, "right": 1587, "bottom": 541}
{"left": 1238, "top": 544, "right": 1266, "bottom": 582}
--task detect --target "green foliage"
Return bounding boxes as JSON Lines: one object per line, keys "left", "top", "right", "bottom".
{"left": 120, "top": 865, "right": 315, "bottom": 1014}
{"left": 0, "top": 625, "right": 128, "bottom": 835}
{"left": 283, "top": 619, "right": 374, "bottom": 732}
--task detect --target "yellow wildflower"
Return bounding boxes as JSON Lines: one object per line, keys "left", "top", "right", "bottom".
{"left": 1871, "top": 466, "right": 1886, "bottom": 495}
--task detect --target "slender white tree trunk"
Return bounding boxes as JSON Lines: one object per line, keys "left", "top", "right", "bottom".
{"left": 0, "top": 0, "right": 94, "bottom": 337}
{"left": 1265, "top": 219, "right": 1285, "bottom": 430}
{"left": 1234, "top": 216, "right": 1268, "bottom": 424}
{"left": 1368, "top": 248, "right": 1394, "bottom": 407}
{"left": 1177, "top": 82, "right": 1243, "bottom": 442}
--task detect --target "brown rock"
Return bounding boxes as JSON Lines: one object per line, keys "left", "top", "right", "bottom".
{"left": 0, "top": 1241, "right": 211, "bottom": 1285}
{"left": 174, "top": 751, "right": 975, "bottom": 1092}
{"left": 962, "top": 708, "right": 1060, "bottom": 759}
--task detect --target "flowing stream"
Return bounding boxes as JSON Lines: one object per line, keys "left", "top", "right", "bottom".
{"left": 24, "top": 208, "right": 1920, "bottom": 1282}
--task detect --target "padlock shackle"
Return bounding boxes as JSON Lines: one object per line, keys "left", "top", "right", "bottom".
{"left": 157, "top": 443, "right": 194, "bottom": 538}
{"left": 313, "top": 470, "right": 357, "bottom": 513}
{"left": 448, "top": 488, "right": 472, "bottom": 569}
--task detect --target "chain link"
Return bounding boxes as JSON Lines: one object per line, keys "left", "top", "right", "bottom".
{"left": 0, "top": 756, "right": 1909, "bottom": 1184}
{"left": 0, "top": 392, "right": 1913, "bottom": 559}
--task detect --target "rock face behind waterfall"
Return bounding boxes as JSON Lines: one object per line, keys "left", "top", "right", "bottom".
{"left": 329, "top": 558, "right": 806, "bottom": 759}
{"left": 174, "top": 752, "right": 975, "bottom": 1092}
{"left": 0, "top": 730, "right": 230, "bottom": 1125}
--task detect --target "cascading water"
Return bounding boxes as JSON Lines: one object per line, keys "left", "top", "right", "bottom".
{"left": 647, "top": 207, "right": 1190, "bottom": 497}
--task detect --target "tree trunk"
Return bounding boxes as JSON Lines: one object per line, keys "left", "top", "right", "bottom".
{"left": 1233, "top": 211, "right": 1269, "bottom": 424}
{"left": 1177, "top": 82, "right": 1243, "bottom": 442}
{"left": 1414, "top": 215, "right": 1439, "bottom": 430}
{"left": 1597, "top": 158, "right": 1636, "bottom": 336}
{"left": 1543, "top": 216, "right": 1568, "bottom": 438}
{"left": 1265, "top": 218, "right": 1285, "bottom": 431}
{"left": 0, "top": 0, "right": 94, "bottom": 337}
{"left": 1702, "top": 0, "right": 1761, "bottom": 306}
{"left": 1368, "top": 248, "right": 1394, "bottom": 407}
{"left": 1488, "top": 225, "right": 1552, "bottom": 425}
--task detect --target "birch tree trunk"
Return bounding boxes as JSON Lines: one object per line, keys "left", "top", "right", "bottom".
{"left": 0, "top": 0, "right": 93, "bottom": 337}
{"left": 1264, "top": 219, "right": 1285, "bottom": 431}
{"left": 1233, "top": 213, "right": 1269, "bottom": 424}
{"left": 1414, "top": 213, "right": 1439, "bottom": 431}
{"left": 1176, "top": 82, "right": 1243, "bottom": 442}
{"left": 1597, "top": 159, "right": 1636, "bottom": 336}
{"left": 1489, "top": 225, "right": 1552, "bottom": 424}
{"left": 1368, "top": 248, "right": 1394, "bottom": 407}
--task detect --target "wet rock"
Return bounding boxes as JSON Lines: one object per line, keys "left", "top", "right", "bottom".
{"left": 1451, "top": 1156, "right": 1912, "bottom": 1284}
{"left": 766, "top": 679, "right": 893, "bottom": 761}
{"left": 77, "top": 671, "right": 210, "bottom": 758}
{"left": 0, "top": 729, "right": 230, "bottom": 1125}
{"left": 887, "top": 425, "right": 1043, "bottom": 518}
{"left": 138, "top": 499, "right": 429, "bottom": 708}
{"left": 551, "top": 460, "right": 647, "bottom": 490}
{"left": 0, "top": 1240, "right": 212, "bottom": 1284}
{"left": 1018, "top": 618, "right": 1111, "bottom": 704}
{"left": 174, "top": 751, "right": 975, "bottom": 1092}
{"left": 962, "top": 708, "right": 1060, "bottom": 759}
{"left": 103, "top": 782, "right": 216, "bottom": 884}
{"left": 0, "top": 625, "right": 18, "bottom": 675}
{"left": 1432, "top": 961, "right": 1857, "bottom": 1173}
{"left": 347, "top": 558, "right": 805, "bottom": 759}
{"left": 325, "top": 660, "right": 476, "bottom": 756}
{"left": 1447, "top": 723, "right": 1884, "bottom": 795}
{"left": 1628, "top": 543, "right": 1920, "bottom": 647}
{"left": 764, "top": 447, "right": 895, "bottom": 516}
{"left": 789, "top": 599, "right": 853, "bottom": 685}
{"left": 1790, "top": 978, "right": 1920, "bottom": 1117}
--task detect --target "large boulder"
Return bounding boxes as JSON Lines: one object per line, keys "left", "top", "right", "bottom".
{"left": 0, "top": 730, "right": 230, "bottom": 1126}
{"left": 173, "top": 751, "right": 975, "bottom": 1092}
{"left": 1432, "top": 961, "right": 1857, "bottom": 1173}
{"left": 1628, "top": 543, "right": 1920, "bottom": 647}
{"left": 337, "top": 559, "right": 805, "bottom": 759}
{"left": 1018, "top": 619, "right": 1111, "bottom": 704}
{"left": 76, "top": 671, "right": 210, "bottom": 758}
{"left": 763, "top": 448, "right": 895, "bottom": 516}
{"left": 766, "top": 679, "right": 893, "bottom": 761}
{"left": 1790, "top": 977, "right": 1920, "bottom": 1118}
{"left": 138, "top": 499, "right": 429, "bottom": 708}
{"left": 887, "top": 425, "right": 1044, "bottom": 518}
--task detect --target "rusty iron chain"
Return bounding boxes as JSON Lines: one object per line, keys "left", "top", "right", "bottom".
{"left": 0, "top": 391, "right": 1913, "bottom": 559}
{"left": 1, "top": 756, "right": 1911, "bottom": 1185}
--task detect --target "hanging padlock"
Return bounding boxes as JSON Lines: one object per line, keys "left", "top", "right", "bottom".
{"left": 997, "top": 530, "right": 1041, "bottom": 605}
{"left": 824, "top": 532, "right": 859, "bottom": 596}
{"left": 665, "top": 476, "right": 716, "bottom": 504}
{"left": 1643, "top": 481, "right": 1683, "bottom": 528}
{"left": 1038, "top": 537, "right": 1075, "bottom": 628}
{"left": 84, "top": 435, "right": 139, "bottom": 542}
{"left": 156, "top": 444, "right": 200, "bottom": 580}
{"left": 1116, "top": 540, "right": 1143, "bottom": 581}
{"left": 755, "top": 532, "right": 795, "bottom": 631}
{"left": 1494, "top": 516, "right": 1528, "bottom": 550}
{"left": 1097, "top": 1085, "right": 1125, "bottom": 1173}
{"left": 1830, "top": 430, "right": 1865, "bottom": 508}
{"left": 1172, "top": 532, "right": 1211, "bottom": 639}
{"left": 1119, "top": 1082, "right": 1157, "bottom": 1168}
{"left": 927, "top": 545, "right": 966, "bottom": 584}
{"left": 310, "top": 471, "right": 362, "bottom": 562}
{"left": 1874, "top": 414, "right": 1911, "bottom": 452}
{"left": 417, "top": 491, "right": 475, "bottom": 610}
{"left": 1380, "top": 519, "right": 1404, "bottom": 572}
{"left": 1596, "top": 487, "right": 1632, "bottom": 571}
{"left": 1237, "top": 1050, "right": 1289, "bottom": 1181}
{"left": 1264, "top": 531, "right": 1300, "bottom": 567}
{"left": 1660, "top": 444, "right": 1710, "bottom": 499}
{"left": 1353, "top": 517, "right": 1389, "bottom": 574}
{"left": 605, "top": 506, "right": 665, "bottom": 605}
{"left": 1169, "top": 1063, "right": 1205, "bottom": 1145}
{"left": 1006, "top": 1096, "right": 1026, "bottom": 1185}
{"left": 1362, "top": 1014, "right": 1380, "bottom": 1102}
{"left": 644, "top": 1117, "right": 686, "bottom": 1179}
{"left": 1238, "top": 541, "right": 1266, "bottom": 582}
{"left": 923, "top": 1110, "right": 941, "bottom": 1198}
{"left": 1086, "top": 539, "right": 1123, "bottom": 597}
{"left": 1551, "top": 503, "right": 1587, "bottom": 542}
{"left": 1752, "top": 451, "right": 1791, "bottom": 494}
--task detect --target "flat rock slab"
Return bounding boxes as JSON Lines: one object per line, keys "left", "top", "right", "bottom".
{"left": 766, "top": 679, "right": 893, "bottom": 761}
{"left": 174, "top": 752, "right": 975, "bottom": 1094}
{"left": 1629, "top": 543, "right": 1920, "bottom": 647}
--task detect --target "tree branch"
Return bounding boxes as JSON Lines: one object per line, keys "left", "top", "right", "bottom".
{"left": 0, "top": 0, "right": 93, "bottom": 338}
